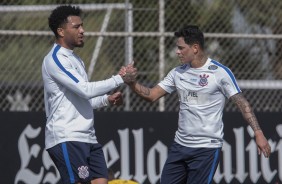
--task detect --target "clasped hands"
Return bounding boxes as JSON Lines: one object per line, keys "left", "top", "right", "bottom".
{"left": 119, "top": 61, "right": 138, "bottom": 84}
{"left": 108, "top": 62, "right": 137, "bottom": 106}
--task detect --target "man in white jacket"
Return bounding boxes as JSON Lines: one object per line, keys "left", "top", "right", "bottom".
{"left": 42, "top": 5, "right": 135, "bottom": 184}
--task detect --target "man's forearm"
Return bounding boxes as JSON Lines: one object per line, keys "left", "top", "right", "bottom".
{"left": 129, "top": 82, "right": 153, "bottom": 101}
{"left": 231, "top": 93, "right": 261, "bottom": 131}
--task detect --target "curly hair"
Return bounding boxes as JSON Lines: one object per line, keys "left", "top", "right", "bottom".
{"left": 48, "top": 5, "right": 82, "bottom": 38}
{"left": 174, "top": 25, "right": 205, "bottom": 49}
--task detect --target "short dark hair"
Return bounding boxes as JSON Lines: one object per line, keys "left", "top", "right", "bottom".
{"left": 174, "top": 25, "right": 205, "bottom": 49}
{"left": 48, "top": 5, "right": 82, "bottom": 38}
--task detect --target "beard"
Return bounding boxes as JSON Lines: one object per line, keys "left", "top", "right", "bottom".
{"left": 75, "top": 40, "right": 84, "bottom": 48}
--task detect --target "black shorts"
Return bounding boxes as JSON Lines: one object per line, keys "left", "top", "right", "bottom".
{"left": 47, "top": 141, "right": 108, "bottom": 184}
{"left": 160, "top": 141, "right": 221, "bottom": 184}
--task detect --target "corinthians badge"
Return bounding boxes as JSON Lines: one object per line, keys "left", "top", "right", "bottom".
{"left": 199, "top": 74, "right": 209, "bottom": 87}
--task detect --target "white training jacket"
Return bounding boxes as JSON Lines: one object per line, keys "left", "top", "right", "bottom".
{"left": 42, "top": 44, "right": 124, "bottom": 149}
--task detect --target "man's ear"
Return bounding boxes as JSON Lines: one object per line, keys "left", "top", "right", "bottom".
{"left": 193, "top": 44, "right": 199, "bottom": 54}
{"left": 57, "top": 27, "right": 64, "bottom": 37}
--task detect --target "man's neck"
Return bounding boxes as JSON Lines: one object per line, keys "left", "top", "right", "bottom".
{"left": 190, "top": 55, "right": 208, "bottom": 68}
{"left": 56, "top": 40, "right": 74, "bottom": 50}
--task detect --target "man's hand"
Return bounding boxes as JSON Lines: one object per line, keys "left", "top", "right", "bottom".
{"left": 119, "top": 62, "right": 137, "bottom": 84}
{"left": 108, "top": 91, "right": 123, "bottom": 105}
{"left": 255, "top": 130, "right": 271, "bottom": 158}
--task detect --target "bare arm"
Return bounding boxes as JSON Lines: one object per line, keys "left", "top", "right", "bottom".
{"left": 230, "top": 93, "right": 261, "bottom": 131}
{"left": 129, "top": 82, "right": 167, "bottom": 102}
{"left": 230, "top": 93, "right": 271, "bottom": 157}
{"left": 120, "top": 61, "right": 167, "bottom": 102}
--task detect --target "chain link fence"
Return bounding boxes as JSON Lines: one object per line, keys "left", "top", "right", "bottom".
{"left": 1, "top": 0, "right": 282, "bottom": 112}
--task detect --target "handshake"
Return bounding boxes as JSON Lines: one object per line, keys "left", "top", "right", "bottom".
{"left": 119, "top": 62, "right": 138, "bottom": 84}
{"left": 108, "top": 62, "right": 137, "bottom": 106}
